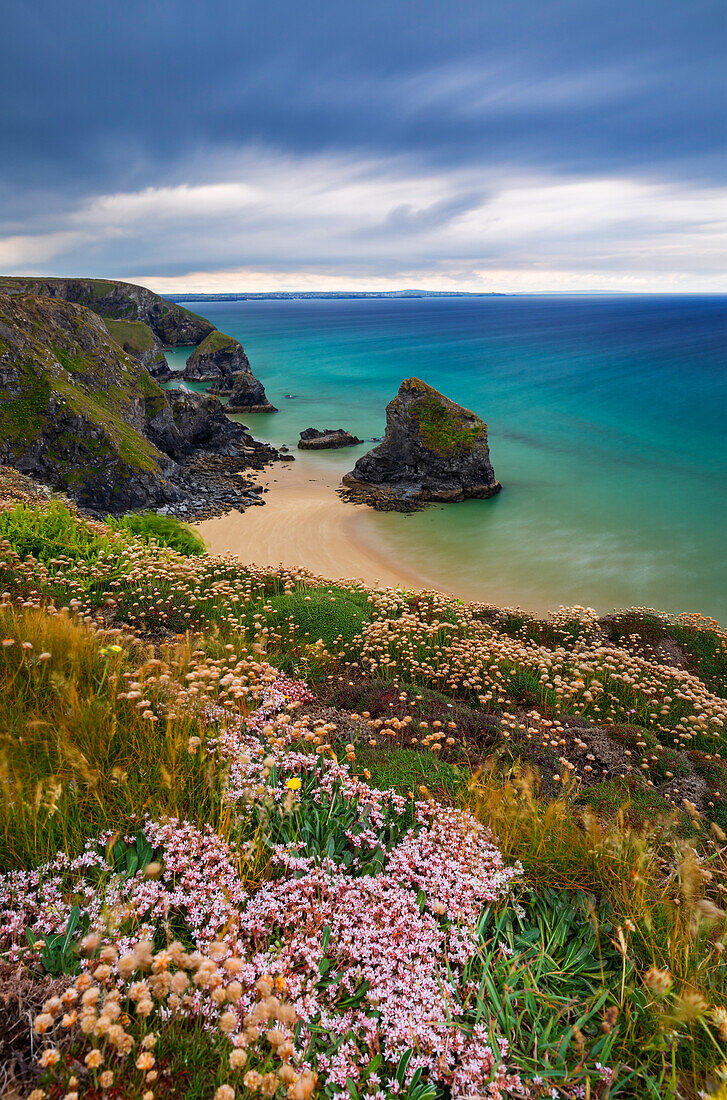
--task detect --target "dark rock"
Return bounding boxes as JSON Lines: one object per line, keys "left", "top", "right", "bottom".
{"left": 0, "top": 276, "right": 213, "bottom": 346}
{"left": 298, "top": 427, "right": 362, "bottom": 450}
{"left": 184, "top": 330, "right": 251, "bottom": 384}
{"left": 0, "top": 291, "right": 280, "bottom": 519}
{"left": 341, "top": 378, "right": 501, "bottom": 510}
{"left": 224, "top": 369, "right": 277, "bottom": 413}
{"left": 183, "top": 330, "right": 276, "bottom": 412}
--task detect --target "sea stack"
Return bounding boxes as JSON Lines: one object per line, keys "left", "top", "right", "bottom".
{"left": 183, "top": 330, "right": 277, "bottom": 412}
{"left": 183, "top": 330, "right": 253, "bottom": 385}
{"left": 342, "top": 378, "right": 501, "bottom": 508}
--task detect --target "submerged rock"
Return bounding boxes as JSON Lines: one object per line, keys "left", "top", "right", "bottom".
{"left": 342, "top": 378, "right": 501, "bottom": 509}
{"left": 298, "top": 427, "right": 362, "bottom": 450}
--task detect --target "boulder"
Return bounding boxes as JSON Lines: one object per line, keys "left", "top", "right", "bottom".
{"left": 298, "top": 427, "right": 362, "bottom": 450}
{"left": 224, "top": 369, "right": 278, "bottom": 413}
{"left": 342, "top": 378, "right": 501, "bottom": 509}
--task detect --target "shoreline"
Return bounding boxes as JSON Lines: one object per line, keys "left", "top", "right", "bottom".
{"left": 194, "top": 454, "right": 457, "bottom": 595}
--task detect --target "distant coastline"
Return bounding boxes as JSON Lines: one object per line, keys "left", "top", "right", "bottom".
{"left": 165, "top": 290, "right": 509, "bottom": 302}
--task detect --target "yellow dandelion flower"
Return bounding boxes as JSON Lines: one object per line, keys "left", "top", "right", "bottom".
{"left": 285, "top": 778, "right": 302, "bottom": 790}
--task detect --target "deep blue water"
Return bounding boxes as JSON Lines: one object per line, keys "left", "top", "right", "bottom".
{"left": 167, "top": 295, "right": 727, "bottom": 622}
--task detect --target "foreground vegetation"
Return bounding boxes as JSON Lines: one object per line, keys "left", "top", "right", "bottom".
{"left": 1, "top": 482, "right": 727, "bottom": 1099}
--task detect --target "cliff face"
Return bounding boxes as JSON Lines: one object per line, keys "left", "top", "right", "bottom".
{"left": 103, "top": 318, "right": 170, "bottom": 378}
{"left": 185, "top": 330, "right": 277, "bottom": 411}
{"left": 183, "top": 330, "right": 251, "bottom": 384}
{"left": 342, "top": 378, "right": 501, "bottom": 507}
{"left": 0, "top": 293, "right": 277, "bottom": 515}
{"left": 0, "top": 277, "right": 214, "bottom": 346}
{"left": 0, "top": 292, "right": 174, "bottom": 512}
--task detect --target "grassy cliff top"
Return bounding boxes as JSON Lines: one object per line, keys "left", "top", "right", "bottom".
{"left": 103, "top": 318, "right": 157, "bottom": 352}
{"left": 0, "top": 276, "right": 214, "bottom": 344}
{"left": 0, "top": 293, "right": 165, "bottom": 477}
{"left": 189, "top": 329, "right": 240, "bottom": 357}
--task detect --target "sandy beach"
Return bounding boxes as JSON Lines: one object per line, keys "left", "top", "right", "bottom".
{"left": 195, "top": 454, "right": 443, "bottom": 592}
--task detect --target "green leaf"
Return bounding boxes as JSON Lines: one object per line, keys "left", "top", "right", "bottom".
{"left": 396, "top": 1048, "right": 413, "bottom": 1086}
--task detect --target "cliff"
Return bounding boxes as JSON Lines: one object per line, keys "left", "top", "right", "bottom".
{"left": 183, "top": 330, "right": 251, "bottom": 384}
{"left": 103, "top": 318, "right": 170, "bottom": 378}
{"left": 0, "top": 293, "right": 277, "bottom": 515}
{"left": 0, "top": 276, "right": 214, "bottom": 346}
{"left": 185, "top": 330, "right": 277, "bottom": 411}
{"left": 342, "top": 378, "right": 501, "bottom": 509}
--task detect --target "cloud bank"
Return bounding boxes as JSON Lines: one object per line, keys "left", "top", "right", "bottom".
{"left": 1, "top": 0, "right": 726, "bottom": 291}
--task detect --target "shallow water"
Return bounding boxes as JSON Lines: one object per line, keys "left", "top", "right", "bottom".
{"left": 166, "top": 295, "right": 727, "bottom": 622}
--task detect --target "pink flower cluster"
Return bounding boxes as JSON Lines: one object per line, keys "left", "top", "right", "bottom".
{"left": 0, "top": 819, "right": 245, "bottom": 959}
{"left": 236, "top": 865, "right": 527, "bottom": 1098}
{"left": 246, "top": 674, "right": 314, "bottom": 733}
{"left": 1, "top": 671, "right": 588, "bottom": 1098}
{"left": 385, "top": 807, "right": 522, "bottom": 933}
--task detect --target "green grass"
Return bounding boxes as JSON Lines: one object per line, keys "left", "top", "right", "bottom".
{"left": 401, "top": 379, "right": 483, "bottom": 455}
{"left": 268, "top": 585, "right": 370, "bottom": 650}
{"left": 0, "top": 502, "right": 113, "bottom": 566}
{"left": 354, "top": 746, "right": 468, "bottom": 799}
{"left": 0, "top": 606, "right": 222, "bottom": 871}
{"left": 575, "top": 777, "right": 675, "bottom": 827}
{"left": 189, "top": 329, "right": 238, "bottom": 357}
{"left": 103, "top": 318, "right": 156, "bottom": 352}
{"left": 108, "top": 511, "right": 206, "bottom": 556}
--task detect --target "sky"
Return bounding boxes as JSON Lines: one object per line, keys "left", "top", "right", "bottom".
{"left": 1, "top": 0, "right": 726, "bottom": 293}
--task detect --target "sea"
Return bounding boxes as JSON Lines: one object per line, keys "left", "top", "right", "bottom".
{"left": 165, "top": 295, "right": 727, "bottom": 624}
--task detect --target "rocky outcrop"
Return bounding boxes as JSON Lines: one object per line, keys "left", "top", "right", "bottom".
{"left": 103, "top": 319, "right": 172, "bottom": 379}
{"left": 0, "top": 292, "right": 278, "bottom": 516}
{"left": 341, "top": 378, "right": 501, "bottom": 510}
{"left": 182, "top": 331, "right": 276, "bottom": 412}
{"left": 298, "top": 427, "right": 362, "bottom": 450}
{"left": 184, "top": 330, "right": 251, "bottom": 384}
{"left": 0, "top": 292, "right": 176, "bottom": 512}
{"left": 146, "top": 390, "right": 261, "bottom": 461}
{"left": 0, "top": 277, "right": 214, "bottom": 346}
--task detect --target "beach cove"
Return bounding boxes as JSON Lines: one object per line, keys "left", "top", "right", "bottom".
{"left": 178, "top": 294, "right": 727, "bottom": 621}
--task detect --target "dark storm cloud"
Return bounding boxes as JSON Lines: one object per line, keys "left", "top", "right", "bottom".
{"left": 2, "top": 0, "right": 726, "bottom": 201}
{"left": 0, "top": 0, "right": 725, "bottom": 287}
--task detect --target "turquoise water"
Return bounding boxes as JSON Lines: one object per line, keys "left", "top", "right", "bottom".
{"left": 166, "top": 296, "right": 727, "bottom": 622}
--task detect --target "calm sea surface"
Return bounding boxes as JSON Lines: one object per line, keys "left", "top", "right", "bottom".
{"left": 166, "top": 296, "right": 727, "bottom": 622}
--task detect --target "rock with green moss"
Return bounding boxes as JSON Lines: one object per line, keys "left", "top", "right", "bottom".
{"left": 0, "top": 293, "right": 279, "bottom": 515}
{"left": 0, "top": 276, "right": 213, "bottom": 346}
{"left": 0, "top": 292, "right": 177, "bottom": 512}
{"left": 103, "top": 319, "right": 172, "bottom": 380}
{"left": 183, "top": 330, "right": 251, "bottom": 384}
{"left": 184, "top": 330, "right": 276, "bottom": 411}
{"left": 342, "top": 378, "right": 501, "bottom": 508}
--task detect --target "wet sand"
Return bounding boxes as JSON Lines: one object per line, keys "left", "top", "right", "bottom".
{"left": 194, "top": 455, "right": 442, "bottom": 592}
